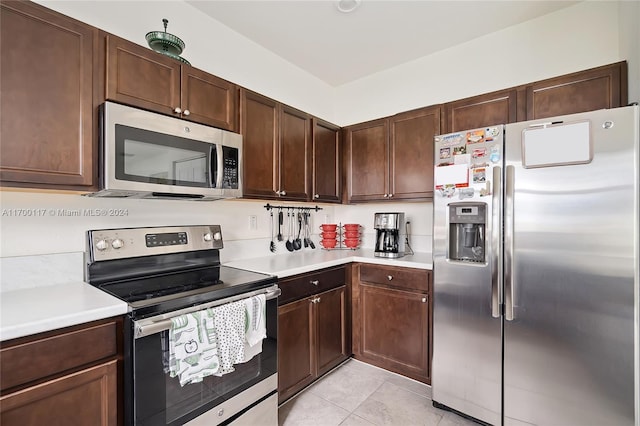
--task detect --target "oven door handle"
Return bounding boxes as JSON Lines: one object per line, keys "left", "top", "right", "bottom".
{"left": 133, "top": 284, "right": 281, "bottom": 339}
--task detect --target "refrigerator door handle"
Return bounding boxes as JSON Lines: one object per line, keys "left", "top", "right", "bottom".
{"left": 504, "top": 165, "right": 515, "bottom": 321}
{"left": 491, "top": 166, "right": 501, "bottom": 318}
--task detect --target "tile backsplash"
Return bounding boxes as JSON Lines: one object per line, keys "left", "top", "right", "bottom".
{"left": 0, "top": 191, "right": 432, "bottom": 260}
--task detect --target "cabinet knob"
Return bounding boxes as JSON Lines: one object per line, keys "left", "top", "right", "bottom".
{"left": 183, "top": 109, "right": 190, "bottom": 116}
{"left": 388, "top": 193, "right": 393, "bottom": 198}
{"left": 421, "top": 297, "right": 427, "bottom": 303}
{"left": 310, "top": 280, "right": 319, "bottom": 286}
{"left": 316, "top": 297, "right": 321, "bottom": 303}
{"left": 383, "top": 194, "right": 389, "bottom": 198}
{"left": 280, "top": 190, "right": 286, "bottom": 196}
{"left": 218, "top": 409, "right": 224, "bottom": 417}
{"left": 275, "top": 190, "right": 281, "bottom": 196}
{"left": 314, "top": 194, "right": 319, "bottom": 199}
{"left": 174, "top": 107, "right": 182, "bottom": 114}
{"left": 387, "top": 275, "right": 393, "bottom": 281}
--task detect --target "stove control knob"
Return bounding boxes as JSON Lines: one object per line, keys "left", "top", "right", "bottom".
{"left": 111, "top": 238, "right": 124, "bottom": 249}
{"left": 95, "top": 239, "right": 108, "bottom": 251}
{"left": 203, "top": 232, "right": 213, "bottom": 242}
{"left": 213, "top": 232, "right": 222, "bottom": 241}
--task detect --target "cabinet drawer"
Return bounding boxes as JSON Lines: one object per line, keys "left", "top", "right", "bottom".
{"left": 279, "top": 266, "right": 346, "bottom": 305}
{"left": 0, "top": 319, "right": 118, "bottom": 392}
{"left": 359, "top": 264, "right": 429, "bottom": 292}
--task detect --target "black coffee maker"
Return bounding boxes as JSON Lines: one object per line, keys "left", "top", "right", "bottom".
{"left": 374, "top": 212, "right": 405, "bottom": 258}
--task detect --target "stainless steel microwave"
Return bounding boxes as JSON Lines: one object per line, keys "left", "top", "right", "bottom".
{"left": 88, "top": 102, "right": 242, "bottom": 201}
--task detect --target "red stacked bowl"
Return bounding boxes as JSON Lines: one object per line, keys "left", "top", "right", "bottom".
{"left": 319, "top": 224, "right": 338, "bottom": 248}
{"left": 341, "top": 224, "right": 361, "bottom": 248}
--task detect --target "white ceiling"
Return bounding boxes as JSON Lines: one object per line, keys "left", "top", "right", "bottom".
{"left": 187, "top": 0, "right": 579, "bottom": 87}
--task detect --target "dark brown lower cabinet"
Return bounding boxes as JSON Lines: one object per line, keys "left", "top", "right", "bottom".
{"left": 352, "top": 264, "right": 432, "bottom": 384}
{"left": 0, "top": 361, "right": 117, "bottom": 426}
{"left": 277, "top": 266, "right": 350, "bottom": 403}
{"left": 0, "top": 317, "right": 122, "bottom": 426}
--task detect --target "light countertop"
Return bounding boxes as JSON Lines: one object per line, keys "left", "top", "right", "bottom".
{"left": 225, "top": 249, "right": 432, "bottom": 278}
{"left": 0, "top": 249, "right": 430, "bottom": 342}
{"left": 0, "top": 281, "right": 128, "bottom": 342}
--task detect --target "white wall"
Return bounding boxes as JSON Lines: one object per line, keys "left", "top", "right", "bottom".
{"left": 334, "top": 1, "right": 626, "bottom": 125}
{"left": 619, "top": 0, "right": 640, "bottom": 103}
{"left": 35, "top": 0, "right": 337, "bottom": 123}
{"left": 0, "top": 191, "right": 338, "bottom": 260}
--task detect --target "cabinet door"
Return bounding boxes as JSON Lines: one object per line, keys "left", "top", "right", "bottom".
{"left": 312, "top": 118, "right": 341, "bottom": 203}
{"left": 106, "top": 35, "right": 181, "bottom": 116}
{"left": 345, "top": 118, "right": 389, "bottom": 202}
{"left": 240, "top": 90, "right": 279, "bottom": 199}
{"left": 279, "top": 105, "right": 311, "bottom": 201}
{"left": 389, "top": 106, "right": 441, "bottom": 200}
{"left": 358, "top": 283, "right": 429, "bottom": 383}
{"left": 526, "top": 61, "right": 627, "bottom": 120}
{"left": 445, "top": 88, "right": 518, "bottom": 132}
{"left": 0, "top": 1, "right": 96, "bottom": 189}
{"left": 315, "top": 286, "right": 348, "bottom": 377}
{"left": 278, "top": 298, "right": 315, "bottom": 403}
{"left": 0, "top": 360, "right": 117, "bottom": 426}
{"left": 181, "top": 66, "right": 238, "bottom": 131}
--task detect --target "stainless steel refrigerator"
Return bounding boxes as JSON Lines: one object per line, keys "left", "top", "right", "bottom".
{"left": 432, "top": 105, "right": 639, "bottom": 426}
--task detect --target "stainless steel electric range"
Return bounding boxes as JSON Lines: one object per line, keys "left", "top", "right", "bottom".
{"left": 85, "top": 225, "right": 279, "bottom": 426}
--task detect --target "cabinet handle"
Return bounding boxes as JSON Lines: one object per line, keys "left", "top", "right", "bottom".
{"left": 174, "top": 107, "right": 182, "bottom": 114}
{"left": 183, "top": 109, "right": 190, "bottom": 116}
{"left": 310, "top": 280, "right": 319, "bottom": 286}
{"left": 387, "top": 275, "right": 393, "bottom": 281}
{"left": 421, "top": 297, "right": 427, "bottom": 303}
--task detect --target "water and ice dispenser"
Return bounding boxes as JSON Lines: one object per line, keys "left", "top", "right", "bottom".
{"left": 448, "top": 202, "right": 486, "bottom": 263}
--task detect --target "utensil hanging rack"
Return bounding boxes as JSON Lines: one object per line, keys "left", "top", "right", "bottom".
{"left": 263, "top": 203, "right": 323, "bottom": 212}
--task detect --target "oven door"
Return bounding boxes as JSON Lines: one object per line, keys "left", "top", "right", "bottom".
{"left": 125, "top": 287, "right": 279, "bottom": 426}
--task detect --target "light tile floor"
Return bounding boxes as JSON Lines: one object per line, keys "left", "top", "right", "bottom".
{"left": 278, "top": 359, "right": 478, "bottom": 426}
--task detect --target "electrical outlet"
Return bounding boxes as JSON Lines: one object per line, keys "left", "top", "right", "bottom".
{"left": 249, "top": 215, "right": 258, "bottom": 230}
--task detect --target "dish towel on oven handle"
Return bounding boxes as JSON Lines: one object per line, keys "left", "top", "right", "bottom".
{"left": 243, "top": 294, "right": 267, "bottom": 362}
{"left": 167, "top": 295, "right": 267, "bottom": 385}
{"left": 168, "top": 309, "right": 221, "bottom": 386}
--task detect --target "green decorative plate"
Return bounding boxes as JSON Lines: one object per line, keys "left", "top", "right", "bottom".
{"left": 145, "top": 31, "right": 185, "bottom": 56}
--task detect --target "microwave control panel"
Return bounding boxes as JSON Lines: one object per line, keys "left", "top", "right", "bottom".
{"left": 222, "top": 146, "right": 239, "bottom": 189}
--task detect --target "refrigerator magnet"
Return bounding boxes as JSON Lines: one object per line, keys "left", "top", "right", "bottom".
{"left": 473, "top": 168, "right": 486, "bottom": 183}
{"left": 440, "top": 147, "right": 452, "bottom": 159}
{"left": 453, "top": 145, "right": 467, "bottom": 155}
{"left": 472, "top": 148, "right": 487, "bottom": 159}
{"left": 466, "top": 130, "right": 485, "bottom": 144}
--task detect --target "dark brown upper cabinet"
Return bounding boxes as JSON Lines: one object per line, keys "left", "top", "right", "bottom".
{"left": 345, "top": 105, "right": 441, "bottom": 203}
{"left": 344, "top": 118, "right": 389, "bottom": 203}
{"left": 389, "top": 106, "right": 441, "bottom": 200}
{"left": 0, "top": 0, "right": 98, "bottom": 190}
{"left": 105, "top": 35, "right": 237, "bottom": 131}
{"left": 444, "top": 88, "right": 519, "bottom": 133}
{"left": 240, "top": 89, "right": 311, "bottom": 201}
{"left": 526, "top": 61, "right": 627, "bottom": 120}
{"left": 311, "top": 118, "right": 341, "bottom": 203}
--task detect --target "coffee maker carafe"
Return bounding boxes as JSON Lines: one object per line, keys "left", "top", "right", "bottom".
{"left": 374, "top": 212, "right": 405, "bottom": 258}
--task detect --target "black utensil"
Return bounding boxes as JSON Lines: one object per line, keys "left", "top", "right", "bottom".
{"left": 277, "top": 209, "right": 283, "bottom": 242}
{"left": 293, "top": 212, "right": 302, "bottom": 250}
{"left": 306, "top": 212, "right": 316, "bottom": 249}
{"left": 269, "top": 211, "right": 276, "bottom": 253}
{"left": 285, "top": 211, "right": 294, "bottom": 252}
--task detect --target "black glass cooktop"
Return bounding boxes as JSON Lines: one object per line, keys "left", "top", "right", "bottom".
{"left": 96, "top": 265, "right": 276, "bottom": 318}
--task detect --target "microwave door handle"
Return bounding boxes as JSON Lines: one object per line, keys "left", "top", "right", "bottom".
{"left": 217, "top": 144, "right": 225, "bottom": 189}
{"left": 209, "top": 145, "right": 218, "bottom": 188}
